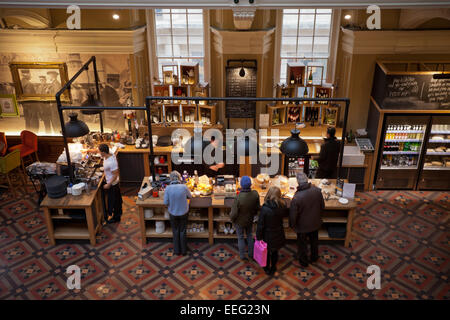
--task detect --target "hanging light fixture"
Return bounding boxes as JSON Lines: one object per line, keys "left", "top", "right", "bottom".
{"left": 81, "top": 92, "right": 104, "bottom": 114}
{"left": 64, "top": 113, "right": 90, "bottom": 138}
{"left": 81, "top": 68, "right": 104, "bottom": 114}
{"left": 280, "top": 129, "right": 309, "bottom": 157}
{"left": 239, "top": 60, "right": 246, "bottom": 77}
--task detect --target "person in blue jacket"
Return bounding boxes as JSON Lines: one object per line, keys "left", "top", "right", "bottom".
{"left": 164, "top": 171, "right": 192, "bottom": 255}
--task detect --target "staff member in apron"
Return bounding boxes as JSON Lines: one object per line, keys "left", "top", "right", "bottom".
{"left": 204, "top": 136, "right": 224, "bottom": 177}
{"left": 98, "top": 143, "right": 122, "bottom": 224}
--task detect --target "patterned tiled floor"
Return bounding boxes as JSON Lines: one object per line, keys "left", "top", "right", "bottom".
{"left": 0, "top": 186, "right": 449, "bottom": 300}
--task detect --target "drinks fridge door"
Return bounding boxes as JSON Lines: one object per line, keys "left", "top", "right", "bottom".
{"left": 376, "top": 115, "right": 430, "bottom": 190}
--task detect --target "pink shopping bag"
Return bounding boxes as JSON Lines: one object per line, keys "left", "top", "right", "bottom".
{"left": 253, "top": 239, "right": 267, "bottom": 267}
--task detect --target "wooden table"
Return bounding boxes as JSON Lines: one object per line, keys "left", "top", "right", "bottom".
{"left": 136, "top": 177, "right": 356, "bottom": 247}
{"left": 41, "top": 176, "right": 105, "bottom": 245}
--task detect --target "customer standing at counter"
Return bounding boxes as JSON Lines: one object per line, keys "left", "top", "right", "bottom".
{"left": 256, "top": 186, "right": 288, "bottom": 275}
{"left": 164, "top": 171, "right": 192, "bottom": 256}
{"left": 230, "top": 176, "right": 260, "bottom": 262}
{"left": 99, "top": 143, "right": 123, "bottom": 224}
{"left": 316, "top": 127, "right": 340, "bottom": 179}
{"left": 290, "top": 172, "right": 324, "bottom": 267}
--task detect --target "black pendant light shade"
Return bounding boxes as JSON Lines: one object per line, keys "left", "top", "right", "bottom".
{"left": 81, "top": 92, "right": 104, "bottom": 114}
{"left": 65, "top": 113, "right": 90, "bottom": 137}
{"left": 280, "top": 129, "right": 309, "bottom": 157}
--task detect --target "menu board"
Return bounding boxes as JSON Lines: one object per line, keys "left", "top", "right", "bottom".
{"left": 225, "top": 67, "right": 257, "bottom": 118}
{"left": 372, "top": 64, "right": 450, "bottom": 110}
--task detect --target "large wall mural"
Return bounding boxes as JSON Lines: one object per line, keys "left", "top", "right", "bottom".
{"left": 0, "top": 53, "right": 132, "bottom": 135}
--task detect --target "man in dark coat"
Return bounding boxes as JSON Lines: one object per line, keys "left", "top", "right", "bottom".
{"left": 289, "top": 172, "right": 325, "bottom": 267}
{"left": 316, "top": 127, "right": 340, "bottom": 179}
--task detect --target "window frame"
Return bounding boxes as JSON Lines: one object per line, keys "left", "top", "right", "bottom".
{"left": 276, "top": 9, "right": 339, "bottom": 85}
{"left": 151, "top": 9, "right": 209, "bottom": 83}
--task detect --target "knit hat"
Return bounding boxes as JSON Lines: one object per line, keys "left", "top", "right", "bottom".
{"left": 240, "top": 176, "right": 252, "bottom": 189}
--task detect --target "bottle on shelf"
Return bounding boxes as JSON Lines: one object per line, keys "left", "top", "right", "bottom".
{"left": 308, "top": 70, "right": 313, "bottom": 85}
{"left": 194, "top": 170, "right": 199, "bottom": 187}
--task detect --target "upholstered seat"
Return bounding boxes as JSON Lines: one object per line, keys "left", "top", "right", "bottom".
{"left": 7, "top": 130, "right": 39, "bottom": 174}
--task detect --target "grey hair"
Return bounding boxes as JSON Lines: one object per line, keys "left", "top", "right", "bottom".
{"left": 296, "top": 172, "right": 308, "bottom": 185}
{"left": 169, "top": 170, "right": 182, "bottom": 182}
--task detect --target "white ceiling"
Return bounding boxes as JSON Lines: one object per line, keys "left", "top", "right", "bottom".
{"left": 0, "top": 0, "right": 450, "bottom": 9}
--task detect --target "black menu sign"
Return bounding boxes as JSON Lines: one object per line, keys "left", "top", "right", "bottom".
{"left": 372, "top": 64, "right": 450, "bottom": 110}
{"left": 225, "top": 67, "right": 257, "bottom": 118}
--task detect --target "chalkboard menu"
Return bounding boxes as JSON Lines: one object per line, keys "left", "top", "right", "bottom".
{"left": 372, "top": 63, "right": 450, "bottom": 110}
{"left": 225, "top": 67, "right": 257, "bottom": 118}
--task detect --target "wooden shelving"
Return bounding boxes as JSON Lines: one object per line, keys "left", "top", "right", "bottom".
{"left": 53, "top": 224, "right": 90, "bottom": 239}
{"left": 137, "top": 179, "right": 355, "bottom": 247}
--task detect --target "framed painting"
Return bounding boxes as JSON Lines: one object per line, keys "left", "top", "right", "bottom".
{"left": 9, "top": 62, "right": 71, "bottom": 102}
{"left": 0, "top": 94, "right": 20, "bottom": 117}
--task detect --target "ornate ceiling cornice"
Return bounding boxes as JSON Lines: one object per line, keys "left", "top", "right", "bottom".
{"left": 210, "top": 26, "right": 275, "bottom": 55}
{"left": 0, "top": 27, "right": 146, "bottom": 54}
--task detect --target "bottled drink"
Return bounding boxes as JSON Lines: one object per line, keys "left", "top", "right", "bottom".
{"left": 194, "top": 170, "right": 199, "bottom": 186}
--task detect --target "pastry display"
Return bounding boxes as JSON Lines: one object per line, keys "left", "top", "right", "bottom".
{"left": 255, "top": 173, "right": 270, "bottom": 185}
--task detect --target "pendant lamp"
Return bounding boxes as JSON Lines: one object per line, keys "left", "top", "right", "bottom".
{"left": 280, "top": 129, "right": 309, "bottom": 157}
{"left": 81, "top": 92, "right": 104, "bottom": 114}
{"left": 65, "top": 113, "right": 90, "bottom": 137}
{"left": 81, "top": 68, "right": 104, "bottom": 114}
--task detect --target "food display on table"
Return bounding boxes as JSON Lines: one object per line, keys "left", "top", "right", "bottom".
{"left": 186, "top": 174, "right": 213, "bottom": 196}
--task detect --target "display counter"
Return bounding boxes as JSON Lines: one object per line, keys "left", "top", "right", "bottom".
{"left": 41, "top": 175, "right": 105, "bottom": 245}
{"left": 136, "top": 177, "right": 356, "bottom": 247}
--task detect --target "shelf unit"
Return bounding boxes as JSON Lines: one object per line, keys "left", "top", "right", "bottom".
{"left": 380, "top": 166, "right": 418, "bottom": 170}
{"left": 429, "top": 139, "right": 450, "bottom": 143}
{"left": 286, "top": 104, "right": 302, "bottom": 124}
{"left": 41, "top": 176, "right": 105, "bottom": 246}
{"left": 151, "top": 63, "right": 217, "bottom": 127}
{"left": 198, "top": 104, "right": 216, "bottom": 125}
{"left": 383, "top": 151, "right": 420, "bottom": 155}
{"left": 426, "top": 152, "right": 450, "bottom": 156}
{"left": 385, "top": 139, "right": 421, "bottom": 143}
{"left": 267, "top": 105, "right": 287, "bottom": 126}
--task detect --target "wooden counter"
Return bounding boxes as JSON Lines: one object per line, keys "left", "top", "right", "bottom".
{"left": 41, "top": 176, "right": 105, "bottom": 245}
{"left": 136, "top": 177, "right": 356, "bottom": 247}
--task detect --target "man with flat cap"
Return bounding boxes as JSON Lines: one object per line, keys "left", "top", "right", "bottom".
{"left": 101, "top": 73, "right": 125, "bottom": 131}
{"left": 20, "top": 69, "right": 39, "bottom": 131}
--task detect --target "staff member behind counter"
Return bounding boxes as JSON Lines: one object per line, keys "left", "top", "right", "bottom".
{"left": 204, "top": 136, "right": 224, "bottom": 177}
{"left": 315, "top": 127, "right": 340, "bottom": 179}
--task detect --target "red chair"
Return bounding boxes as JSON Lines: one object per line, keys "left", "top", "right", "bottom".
{"left": 0, "top": 132, "right": 7, "bottom": 157}
{"left": 8, "top": 130, "right": 39, "bottom": 173}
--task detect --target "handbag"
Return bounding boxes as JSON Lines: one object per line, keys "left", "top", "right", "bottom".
{"left": 253, "top": 238, "right": 267, "bottom": 267}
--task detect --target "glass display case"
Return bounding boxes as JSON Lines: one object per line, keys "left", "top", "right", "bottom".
{"left": 418, "top": 116, "right": 450, "bottom": 190}
{"left": 375, "top": 115, "right": 428, "bottom": 189}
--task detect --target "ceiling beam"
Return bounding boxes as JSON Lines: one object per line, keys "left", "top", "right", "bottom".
{"left": 1, "top": 0, "right": 450, "bottom": 9}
